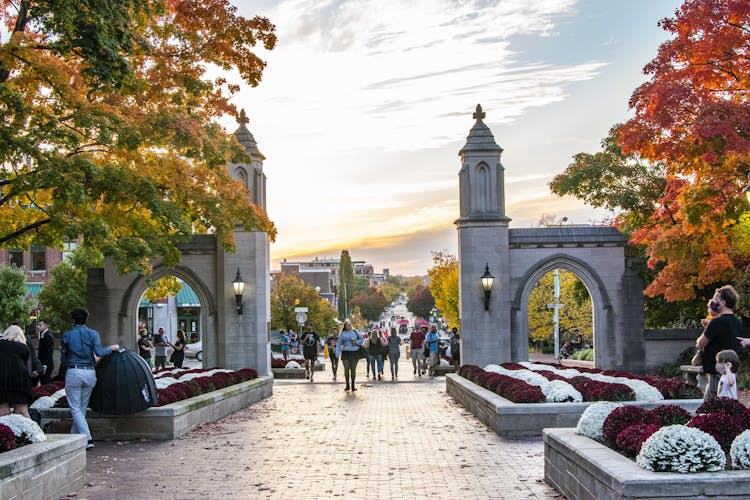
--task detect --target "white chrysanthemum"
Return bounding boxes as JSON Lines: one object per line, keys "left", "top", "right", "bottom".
{"left": 0, "top": 414, "right": 46, "bottom": 443}
{"left": 636, "top": 425, "right": 725, "bottom": 473}
{"left": 30, "top": 396, "right": 55, "bottom": 410}
{"left": 575, "top": 401, "right": 622, "bottom": 441}
{"left": 286, "top": 361, "right": 301, "bottom": 369}
{"left": 155, "top": 377, "right": 179, "bottom": 389}
{"left": 545, "top": 380, "right": 583, "bottom": 403}
{"left": 731, "top": 430, "right": 750, "bottom": 470}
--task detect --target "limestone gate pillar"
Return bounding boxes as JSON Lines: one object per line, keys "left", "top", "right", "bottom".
{"left": 456, "top": 105, "right": 511, "bottom": 367}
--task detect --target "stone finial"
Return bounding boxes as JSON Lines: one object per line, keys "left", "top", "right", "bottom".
{"left": 237, "top": 109, "right": 250, "bottom": 125}
{"left": 473, "top": 104, "right": 485, "bottom": 121}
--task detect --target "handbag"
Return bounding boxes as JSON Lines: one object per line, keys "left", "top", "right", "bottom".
{"left": 355, "top": 346, "right": 368, "bottom": 360}
{"left": 691, "top": 349, "right": 703, "bottom": 366}
{"left": 169, "top": 350, "right": 176, "bottom": 363}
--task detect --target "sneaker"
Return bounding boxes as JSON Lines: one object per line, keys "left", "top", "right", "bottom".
{"left": 352, "top": 387, "right": 357, "bottom": 391}
{"left": 378, "top": 374, "right": 382, "bottom": 380}
{"left": 345, "top": 385, "right": 350, "bottom": 391}
{"left": 413, "top": 369, "right": 416, "bottom": 375}
{"left": 86, "top": 440, "right": 95, "bottom": 450}
{"left": 310, "top": 378, "right": 314, "bottom": 383}
{"left": 333, "top": 376, "right": 337, "bottom": 381}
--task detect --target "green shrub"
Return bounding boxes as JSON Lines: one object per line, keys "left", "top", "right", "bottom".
{"left": 573, "top": 348, "right": 594, "bottom": 361}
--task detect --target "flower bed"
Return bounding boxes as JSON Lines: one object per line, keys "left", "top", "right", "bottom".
{"left": 0, "top": 434, "right": 86, "bottom": 500}
{"left": 460, "top": 362, "right": 701, "bottom": 403}
{"left": 38, "top": 372, "right": 272, "bottom": 440}
{"left": 544, "top": 427, "right": 750, "bottom": 499}
{"left": 573, "top": 397, "right": 750, "bottom": 472}
{"left": 445, "top": 372, "right": 702, "bottom": 437}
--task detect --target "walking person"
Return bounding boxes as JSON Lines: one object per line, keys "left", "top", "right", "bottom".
{"left": 170, "top": 329, "right": 188, "bottom": 369}
{"left": 696, "top": 285, "right": 742, "bottom": 400}
{"left": 301, "top": 323, "right": 320, "bottom": 382}
{"left": 449, "top": 327, "right": 460, "bottom": 370}
{"left": 137, "top": 328, "right": 153, "bottom": 369}
{"left": 410, "top": 327, "right": 426, "bottom": 376}
{"left": 36, "top": 320, "right": 55, "bottom": 385}
{"left": 425, "top": 324, "right": 440, "bottom": 377}
{"left": 387, "top": 328, "right": 402, "bottom": 380}
{"left": 0, "top": 325, "right": 33, "bottom": 418}
{"left": 327, "top": 327, "right": 339, "bottom": 381}
{"left": 61, "top": 308, "right": 118, "bottom": 449}
{"left": 335, "top": 320, "right": 364, "bottom": 392}
{"left": 153, "top": 327, "right": 169, "bottom": 371}
{"left": 365, "top": 330, "right": 386, "bottom": 381}
{"left": 280, "top": 329, "right": 291, "bottom": 360}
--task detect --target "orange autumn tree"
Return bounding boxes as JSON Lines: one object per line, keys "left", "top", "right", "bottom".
{"left": 0, "top": 0, "right": 277, "bottom": 273}
{"left": 617, "top": 0, "right": 750, "bottom": 301}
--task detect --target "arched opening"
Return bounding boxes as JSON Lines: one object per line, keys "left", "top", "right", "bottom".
{"left": 120, "top": 264, "right": 216, "bottom": 369}
{"left": 137, "top": 275, "right": 204, "bottom": 369}
{"left": 513, "top": 253, "right": 612, "bottom": 367}
{"left": 526, "top": 268, "right": 593, "bottom": 362}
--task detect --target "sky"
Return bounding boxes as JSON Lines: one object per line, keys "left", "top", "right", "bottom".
{"left": 223, "top": 0, "right": 685, "bottom": 276}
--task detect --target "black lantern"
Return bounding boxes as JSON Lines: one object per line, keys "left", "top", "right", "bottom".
{"left": 232, "top": 268, "right": 245, "bottom": 314}
{"left": 481, "top": 263, "right": 494, "bottom": 311}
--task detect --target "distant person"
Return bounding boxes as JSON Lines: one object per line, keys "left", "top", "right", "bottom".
{"left": 425, "top": 325, "right": 440, "bottom": 377}
{"left": 170, "top": 329, "right": 188, "bottom": 369}
{"left": 716, "top": 349, "right": 739, "bottom": 399}
{"left": 0, "top": 325, "right": 33, "bottom": 418}
{"left": 280, "top": 329, "right": 291, "bottom": 360}
{"left": 36, "top": 320, "right": 56, "bottom": 385}
{"left": 696, "top": 285, "right": 742, "bottom": 400}
{"left": 335, "top": 320, "right": 364, "bottom": 392}
{"left": 153, "top": 327, "right": 168, "bottom": 370}
{"left": 61, "top": 308, "right": 119, "bottom": 449}
{"left": 137, "top": 328, "right": 153, "bottom": 368}
{"left": 327, "top": 327, "right": 339, "bottom": 381}
{"left": 301, "top": 324, "right": 320, "bottom": 383}
{"left": 290, "top": 330, "right": 299, "bottom": 355}
{"left": 449, "top": 327, "right": 460, "bottom": 370}
{"left": 365, "top": 330, "right": 386, "bottom": 381}
{"left": 387, "top": 328, "right": 402, "bottom": 380}
{"left": 410, "top": 327, "right": 426, "bottom": 376}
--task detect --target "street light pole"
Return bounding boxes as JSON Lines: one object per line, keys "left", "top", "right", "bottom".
{"left": 547, "top": 269, "right": 564, "bottom": 359}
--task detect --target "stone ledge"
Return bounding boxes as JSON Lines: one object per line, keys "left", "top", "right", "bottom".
{"left": 40, "top": 376, "right": 273, "bottom": 440}
{"left": 446, "top": 373, "right": 702, "bottom": 437}
{"left": 544, "top": 427, "right": 750, "bottom": 499}
{"left": 0, "top": 434, "right": 86, "bottom": 500}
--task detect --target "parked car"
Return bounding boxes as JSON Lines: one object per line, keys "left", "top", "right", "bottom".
{"left": 185, "top": 340, "right": 202, "bottom": 361}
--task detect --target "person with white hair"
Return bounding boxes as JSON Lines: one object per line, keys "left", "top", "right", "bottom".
{"left": 0, "top": 325, "right": 33, "bottom": 418}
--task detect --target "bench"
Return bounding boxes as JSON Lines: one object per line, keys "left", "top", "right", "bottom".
{"left": 680, "top": 365, "right": 708, "bottom": 393}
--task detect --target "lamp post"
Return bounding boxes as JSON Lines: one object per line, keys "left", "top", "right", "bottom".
{"left": 232, "top": 268, "right": 245, "bottom": 314}
{"left": 481, "top": 264, "right": 495, "bottom": 311}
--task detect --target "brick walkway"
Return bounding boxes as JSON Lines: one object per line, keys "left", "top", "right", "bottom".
{"left": 68, "top": 358, "right": 562, "bottom": 499}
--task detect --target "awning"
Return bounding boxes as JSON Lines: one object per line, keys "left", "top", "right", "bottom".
{"left": 139, "top": 283, "right": 201, "bottom": 307}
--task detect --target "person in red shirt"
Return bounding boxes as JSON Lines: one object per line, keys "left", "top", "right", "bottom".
{"left": 409, "top": 328, "right": 426, "bottom": 376}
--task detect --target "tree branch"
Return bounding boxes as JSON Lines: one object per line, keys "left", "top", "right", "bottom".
{"left": 0, "top": 0, "right": 30, "bottom": 84}
{"left": 0, "top": 218, "right": 51, "bottom": 246}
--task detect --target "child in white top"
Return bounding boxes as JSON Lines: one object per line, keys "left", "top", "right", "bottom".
{"left": 716, "top": 349, "right": 739, "bottom": 399}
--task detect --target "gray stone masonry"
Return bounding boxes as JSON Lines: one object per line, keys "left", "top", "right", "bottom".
{"left": 0, "top": 434, "right": 86, "bottom": 500}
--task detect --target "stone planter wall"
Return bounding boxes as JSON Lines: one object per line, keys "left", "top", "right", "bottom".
{"left": 446, "top": 374, "right": 702, "bottom": 437}
{"left": 0, "top": 434, "right": 86, "bottom": 500}
{"left": 40, "top": 375, "right": 272, "bottom": 441}
{"left": 544, "top": 427, "right": 750, "bottom": 499}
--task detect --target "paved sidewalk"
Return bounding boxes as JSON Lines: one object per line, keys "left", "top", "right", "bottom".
{"left": 69, "top": 359, "right": 562, "bottom": 499}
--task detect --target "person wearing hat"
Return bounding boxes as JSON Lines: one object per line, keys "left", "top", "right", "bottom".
{"left": 61, "top": 308, "right": 119, "bottom": 449}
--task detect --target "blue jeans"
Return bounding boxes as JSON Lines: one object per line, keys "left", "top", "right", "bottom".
{"left": 369, "top": 355, "right": 384, "bottom": 376}
{"left": 65, "top": 368, "right": 97, "bottom": 441}
{"left": 389, "top": 351, "right": 400, "bottom": 377}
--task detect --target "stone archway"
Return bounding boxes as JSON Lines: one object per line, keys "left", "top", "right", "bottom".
{"left": 511, "top": 253, "right": 613, "bottom": 368}
{"left": 456, "top": 105, "right": 647, "bottom": 372}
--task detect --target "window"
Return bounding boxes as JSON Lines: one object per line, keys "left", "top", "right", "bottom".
{"left": 8, "top": 249, "right": 23, "bottom": 268}
{"left": 30, "top": 245, "right": 46, "bottom": 272}
{"left": 62, "top": 240, "right": 77, "bottom": 262}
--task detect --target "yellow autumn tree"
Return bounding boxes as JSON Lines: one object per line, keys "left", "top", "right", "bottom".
{"left": 427, "top": 251, "right": 460, "bottom": 328}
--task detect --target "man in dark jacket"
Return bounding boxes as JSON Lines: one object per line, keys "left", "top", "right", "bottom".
{"left": 37, "top": 320, "right": 55, "bottom": 385}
